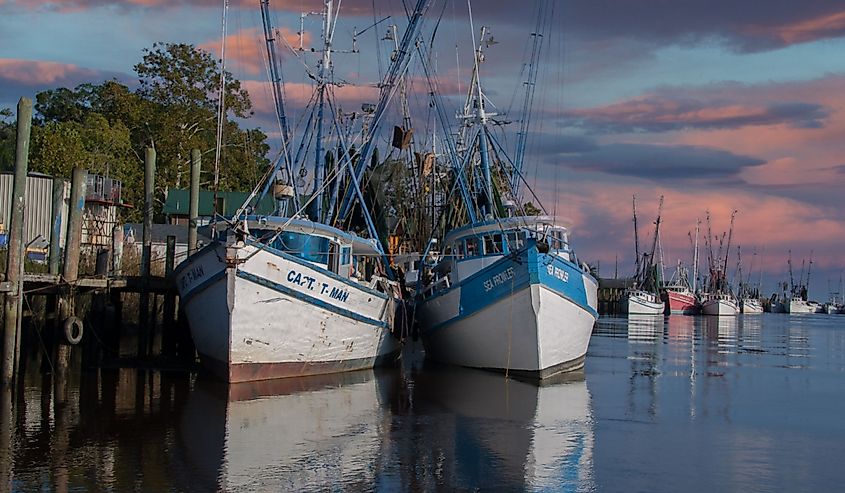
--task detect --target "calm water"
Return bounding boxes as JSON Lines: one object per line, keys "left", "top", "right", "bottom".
{"left": 3, "top": 313, "right": 845, "bottom": 492}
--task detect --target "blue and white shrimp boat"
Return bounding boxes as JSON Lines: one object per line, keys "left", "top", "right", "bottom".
{"left": 416, "top": 216, "right": 598, "bottom": 378}
{"left": 174, "top": 217, "right": 401, "bottom": 382}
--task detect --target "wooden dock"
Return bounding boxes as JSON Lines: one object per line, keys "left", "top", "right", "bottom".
{"left": 1, "top": 96, "right": 199, "bottom": 389}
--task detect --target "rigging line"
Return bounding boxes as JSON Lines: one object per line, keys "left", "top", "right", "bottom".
{"left": 212, "top": 0, "right": 230, "bottom": 236}
{"left": 485, "top": 130, "right": 547, "bottom": 213}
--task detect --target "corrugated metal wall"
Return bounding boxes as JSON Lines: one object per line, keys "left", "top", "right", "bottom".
{"left": 0, "top": 173, "right": 69, "bottom": 249}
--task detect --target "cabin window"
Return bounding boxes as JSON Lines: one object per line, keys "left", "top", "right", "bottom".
{"left": 272, "top": 232, "right": 329, "bottom": 264}
{"left": 327, "top": 242, "right": 338, "bottom": 273}
{"left": 484, "top": 233, "right": 503, "bottom": 255}
{"left": 465, "top": 237, "right": 480, "bottom": 257}
{"left": 340, "top": 245, "right": 351, "bottom": 266}
{"left": 506, "top": 232, "right": 523, "bottom": 252}
{"left": 455, "top": 241, "right": 465, "bottom": 259}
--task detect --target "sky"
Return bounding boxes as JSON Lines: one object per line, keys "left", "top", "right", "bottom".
{"left": 2, "top": 0, "right": 845, "bottom": 299}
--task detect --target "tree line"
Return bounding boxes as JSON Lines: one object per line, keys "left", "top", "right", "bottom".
{"left": 0, "top": 43, "right": 271, "bottom": 222}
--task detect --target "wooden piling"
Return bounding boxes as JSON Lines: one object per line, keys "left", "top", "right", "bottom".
{"left": 49, "top": 178, "right": 65, "bottom": 276}
{"left": 2, "top": 97, "right": 32, "bottom": 387}
{"left": 162, "top": 235, "right": 177, "bottom": 353}
{"left": 139, "top": 148, "right": 155, "bottom": 358}
{"left": 55, "top": 167, "right": 87, "bottom": 386}
{"left": 189, "top": 148, "right": 201, "bottom": 254}
{"left": 111, "top": 224, "right": 123, "bottom": 276}
{"left": 63, "top": 168, "right": 87, "bottom": 285}
{"left": 142, "top": 147, "right": 155, "bottom": 280}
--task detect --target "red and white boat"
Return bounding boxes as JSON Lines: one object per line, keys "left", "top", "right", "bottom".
{"left": 662, "top": 285, "right": 699, "bottom": 315}
{"left": 661, "top": 261, "right": 699, "bottom": 315}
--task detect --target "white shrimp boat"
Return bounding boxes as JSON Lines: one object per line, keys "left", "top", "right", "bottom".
{"left": 701, "top": 292, "right": 739, "bottom": 316}
{"left": 173, "top": 0, "right": 440, "bottom": 382}
{"left": 622, "top": 289, "right": 665, "bottom": 315}
{"left": 175, "top": 218, "right": 401, "bottom": 382}
{"left": 785, "top": 297, "right": 815, "bottom": 314}
{"left": 741, "top": 298, "right": 763, "bottom": 314}
{"left": 417, "top": 217, "right": 598, "bottom": 378}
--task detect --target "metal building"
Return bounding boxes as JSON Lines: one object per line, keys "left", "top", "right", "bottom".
{"left": 0, "top": 172, "right": 69, "bottom": 254}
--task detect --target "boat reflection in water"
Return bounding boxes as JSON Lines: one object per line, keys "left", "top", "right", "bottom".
{"left": 177, "top": 362, "right": 594, "bottom": 491}
{"left": 177, "top": 370, "right": 396, "bottom": 491}
{"left": 401, "top": 364, "right": 595, "bottom": 491}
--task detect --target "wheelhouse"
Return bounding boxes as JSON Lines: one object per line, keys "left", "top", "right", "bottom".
{"left": 425, "top": 216, "right": 578, "bottom": 291}
{"left": 242, "top": 216, "right": 384, "bottom": 283}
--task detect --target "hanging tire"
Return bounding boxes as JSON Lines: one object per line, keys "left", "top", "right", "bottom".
{"left": 63, "top": 316, "right": 84, "bottom": 345}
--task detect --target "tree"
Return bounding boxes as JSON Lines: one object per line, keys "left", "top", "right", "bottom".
{"left": 0, "top": 108, "right": 15, "bottom": 172}
{"left": 7, "top": 42, "right": 271, "bottom": 221}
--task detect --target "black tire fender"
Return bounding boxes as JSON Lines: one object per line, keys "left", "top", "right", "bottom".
{"left": 63, "top": 316, "right": 84, "bottom": 345}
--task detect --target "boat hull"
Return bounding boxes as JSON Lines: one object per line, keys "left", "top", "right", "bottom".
{"left": 175, "top": 242, "right": 401, "bottom": 383}
{"left": 623, "top": 294, "right": 665, "bottom": 315}
{"left": 663, "top": 290, "right": 698, "bottom": 315}
{"left": 701, "top": 298, "right": 739, "bottom": 316}
{"left": 786, "top": 300, "right": 815, "bottom": 314}
{"left": 741, "top": 299, "right": 763, "bottom": 314}
{"left": 418, "top": 245, "right": 598, "bottom": 378}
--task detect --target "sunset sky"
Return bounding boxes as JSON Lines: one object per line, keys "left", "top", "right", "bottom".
{"left": 2, "top": 0, "right": 845, "bottom": 299}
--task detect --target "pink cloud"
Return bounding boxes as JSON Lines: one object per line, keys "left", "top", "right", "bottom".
{"left": 746, "top": 10, "right": 845, "bottom": 45}
{"left": 554, "top": 182, "right": 845, "bottom": 277}
{"left": 0, "top": 58, "right": 100, "bottom": 85}
{"left": 8, "top": 0, "right": 376, "bottom": 14}
{"left": 199, "top": 27, "right": 309, "bottom": 77}
{"left": 242, "top": 79, "right": 379, "bottom": 119}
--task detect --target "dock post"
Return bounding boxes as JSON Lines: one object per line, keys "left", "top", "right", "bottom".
{"left": 63, "top": 168, "right": 87, "bottom": 285}
{"left": 189, "top": 148, "right": 200, "bottom": 254}
{"left": 162, "top": 235, "right": 176, "bottom": 354}
{"left": 55, "top": 167, "right": 87, "bottom": 389}
{"left": 49, "top": 178, "right": 65, "bottom": 275}
{"left": 139, "top": 147, "right": 155, "bottom": 358}
{"left": 2, "top": 97, "right": 32, "bottom": 387}
{"left": 111, "top": 224, "right": 123, "bottom": 276}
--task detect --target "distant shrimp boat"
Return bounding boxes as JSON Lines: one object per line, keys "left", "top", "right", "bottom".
{"left": 701, "top": 292, "right": 739, "bottom": 316}
{"left": 741, "top": 298, "right": 763, "bottom": 314}
{"left": 663, "top": 286, "right": 698, "bottom": 315}
{"left": 622, "top": 289, "right": 665, "bottom": 315}
{"left": 174, "top": 217, "right": 401, "bottom": 382}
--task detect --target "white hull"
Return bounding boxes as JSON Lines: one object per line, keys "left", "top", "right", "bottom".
{"left": 741, "top": 299, "right": 763, "bottom": 314}
{"left": 701, "top": 298, "right": 739, "bottom": 316}
{"left": 623, "top": 293, "right": 665, "bottom": 315}
{"left": 176, "top": 242, "right": 400, "bottom": 382}
{"left": 420, "top": 282, "right": 596, "bottom": 377}
{"left": 786, "top": 300, "right": 815, "bottom": 314}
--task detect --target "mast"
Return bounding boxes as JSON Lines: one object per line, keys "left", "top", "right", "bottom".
{"left": 632, "top": 195, "right": 640, "bottom": 282}
{"left": 512, "top": 1, "right": 546, "bottom": 195}
{"left": 692, "top": 219, "right": 700, "bottom": 293}
{"left": 648, "top": 195, "right": 664, "bottom": 292}
{"left": 705, "top": 211, "right": 715, "bottom": 292}
{"left": 722, "top": 210, "right": 737, "bottom": 293}
{"left": 259, "top": 0, "right": 299, "bottom": 212}
{"left": 211, "top": 0, "right": 230, "bottom": 234}
{"left": 260, "top": 0, "right": 292, "bottom": 151}
{"left": 806, "top": 251, "right": 814, "bottom": 299}
{"left": 311, "top": 0, "right": 334, "bottom": 222}
{"left": 788, "top": 250, "right": 794, "bottom": 296}
{"left": 465, "top": 10, "right": 495, "bottom": 215}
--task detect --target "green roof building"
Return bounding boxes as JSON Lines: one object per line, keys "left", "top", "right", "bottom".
{"left": 163, "top": 189, "right": 276, "bottom": 224}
